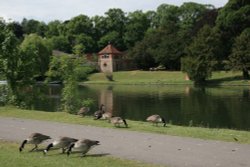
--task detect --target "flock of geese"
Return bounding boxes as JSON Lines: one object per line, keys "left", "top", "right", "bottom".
{"left": 19, "top": 104, "right": 166, "bottom": 157}
{"left": 19, "top": 133, "right": 99, "bottom": 157}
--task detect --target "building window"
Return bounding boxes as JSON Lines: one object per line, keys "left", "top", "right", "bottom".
{"left": 102, "top": 54, "right": 109, "bottom": 59}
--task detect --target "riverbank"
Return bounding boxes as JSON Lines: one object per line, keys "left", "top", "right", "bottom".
{"left": 83, "top": 71, "right": 250, "bottom": 86}
{"left": 0, "top": 107, "right": 249, "bottom": 144}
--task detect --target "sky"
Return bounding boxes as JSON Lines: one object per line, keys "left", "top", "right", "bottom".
{"left": 0, "top": 0, "right": 228, "bottom": 23}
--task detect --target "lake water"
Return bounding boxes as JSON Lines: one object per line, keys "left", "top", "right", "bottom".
{"left": 3, "top": 84, "right": 250, "bottom": 131}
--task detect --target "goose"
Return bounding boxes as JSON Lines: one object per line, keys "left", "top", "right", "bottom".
{"left": 19, "top": 133, "right": 51, "bottom": 152}
{"left": 93, "top": 104, "right": 105, "bottom": 120}
{"left": 102, "top": 111, "right": 112, "bottom": 120}
{"left": 77, "top": 107, "right": 90, "bottom": 117}
{"left": 67, "top": 139, "right": 100, "bottom": 157}
{"left": 109, "top": 117, "right": 128, "bottom": 128}
{"left": 146, "top": 114, "right": 166, "bottom": 127}
{"left": 43, "top": 137, "right": 78, "bottom": 155}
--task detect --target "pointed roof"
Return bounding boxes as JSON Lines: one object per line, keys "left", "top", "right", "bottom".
{"left": 98, "top": 44, "right": 122, "bottom": 55}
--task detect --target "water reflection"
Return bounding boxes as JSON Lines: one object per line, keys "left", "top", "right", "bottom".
{"left": 1, "top": 83, "right": 249, "bottom": 130}
{"left": 78, "top": 85, "right": 250, "bottom": 130}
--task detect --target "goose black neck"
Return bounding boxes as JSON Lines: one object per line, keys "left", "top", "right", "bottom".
{"left": 46, "top": 143, "right": 54, "bottom": 151}
{"left": 161, "top": 118, "right": 167, "bottom": 127}
{"left": 67, "top": 143, "right": 75, "bottom": 156}
{"left": 19, "top": 140, "right": 27, "bottom": 152}
{"left": 123, "top": 119, "right": 128, "bottom": 127}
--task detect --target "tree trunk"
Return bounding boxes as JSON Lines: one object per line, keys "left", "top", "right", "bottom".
{"left": 242, "top": 69, "right": 249, "bottom": 79}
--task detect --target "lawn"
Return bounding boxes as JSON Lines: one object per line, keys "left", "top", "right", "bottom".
{"left": 0, "top": 107, "right": 249, "bottom": 144}
{"left": 83, "top": 71, "right": 250, "bottom": 86}
{"left": 0, "top": 140, "right": 160, "bottom": 167}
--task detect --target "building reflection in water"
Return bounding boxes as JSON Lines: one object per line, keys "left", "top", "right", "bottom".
{"left": 99, "top": 85, "right": 114, "bottom": 116}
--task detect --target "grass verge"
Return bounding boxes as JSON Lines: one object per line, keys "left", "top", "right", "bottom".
{"left": 83, "top": 71, "right": 250, "bottom": 86}
{"left": 0, "top": 140, "right": 160, "bottom": 167}
{"left": 0, "top": 106, "right": 249, "bottom": 144}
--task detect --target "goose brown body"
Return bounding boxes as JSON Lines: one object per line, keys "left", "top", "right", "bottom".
{"left": 77, "top": 107, "right": 90, "bottom": 117}
{"left": 146, "top": 115, "right": 166, "bottom": 127}
{"left": 67, "top": 139, "right": 100, "bottom": 157}
{"left": 109, "top": 117, "right": 128, "bottom": 127}
{"left": 19, "top": 133, "right": 51, "bottom": 152}
{"left": 44, "top": 136, "right": 78, "bottom": 154}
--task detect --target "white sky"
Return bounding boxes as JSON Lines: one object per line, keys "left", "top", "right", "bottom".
{"left": 0, "top": 0, "right": 228, "bottom": 23}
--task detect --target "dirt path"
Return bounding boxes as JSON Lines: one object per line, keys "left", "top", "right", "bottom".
{"left": 0, "top": 117, "right": 249, "bottom": 167}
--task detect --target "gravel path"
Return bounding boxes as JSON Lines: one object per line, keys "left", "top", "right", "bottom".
{"left": 0, "top": 117, "right": 249, "bottom": 167}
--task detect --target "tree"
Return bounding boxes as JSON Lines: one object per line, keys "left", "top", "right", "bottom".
{"left": 153, "top": 28, "right": 183, "bottom": 70}
{"left": 153, "top": 4, "right": 180, "bottom": 29}
{"left": 228, "top": 28, "right": 250, "bottom": 79}
{"left": 181, "top": 25, "right": 221, "bottom": 83}
{"left": 103, "top": 8, "right": 127, "bottom": 50}
{"left": 48, "top": 35, "right": 71, "bottom": 53}
{"left": 66, "top": 14, "right": 93, "bottom": 36}
{"left": 98, "top": 31, "right": 123, "bottom": 49}
{"left": 124, "top": 10, "right": 151, "bottom": 48}
{"left": 73, "top": 34, "right": 96, "bottom": 53}
{"left": 45, "top": 20, "right": 61, "bottom": 37}
{"left": 216, "top": 0, "right": 250, "bottom": 59}
{"left": 0, "top": 23, "right": 21, "bottom": 94}
{"left": 20, "top": 34, "right": 52, "bottom": 79}
{"left": 21, "top": 18, "right": 47, "bottom": 37}
{"left": 128, "top": 30, "right": 158, "bottom": 70}
{"left": 6, "top": 21, "right": 24, "bottom": 39}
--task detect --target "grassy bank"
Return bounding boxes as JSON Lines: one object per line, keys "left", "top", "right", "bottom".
{"left": 0, "top": 140, "right": 159, "bottom": 167}
{"left": 0, "top": 107, "right": 249, "bottom": 144}
{"left": 83, "top": 71, "right": 250, "bottom": 86}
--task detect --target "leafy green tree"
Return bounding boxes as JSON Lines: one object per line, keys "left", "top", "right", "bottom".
{"left": 181, "top": 25, "right": 221, "bottom": 83}
{"left": 21, "top": 18, "right": 47, "bottom": 37}
{"left": 0, "top": 23, "right": 20, "bottom": 94}
{"left": 153, "top": 4, "right": 180, "bottom": 29}
{"left": 228, "top": 28, "right": 250, "bottom": 79}
{"left": 20, "top": 34, "right": 52, "bottom": 79}
{"left": 124, "top": 10, "right": 151, "bottom": 48}
{"left": 91, "top": 16, "right": 108, "bottom": 41}
{"left": 98, "top": 31, "right": 122, "bottom": 49}
{"left": 128, "top": 29, "right": 158, "bottom": 70}
{"left": 216, "top": 0, "right": 250, "bottom": 59}
{"left": 66, "top": 14, "right": 93, "bottom": 36}
{"left": 48, "top": 35, "right": 71, "bottom": 53}
{"left": 74, "top": 34, "right": 96, "bottom": 53}
{"left": 179, "top": 2, "right": 213, "bottom": 31}
{"left": 103, "top": 8, "right": 127, "bottom": 50}
{"left": 6, "top": 22, "right": 24, "bottom": 39}
{"left": 46, "top": 55, "right": 94, "bottom": 113}
{"left": 45, "top": 20, "right": 61, "bottom": 37}
{"left": 153, "top": 28, "right": 183, "bottom": 70}
{"left": 105, "top": 8, "right": 127, "bottom": 34}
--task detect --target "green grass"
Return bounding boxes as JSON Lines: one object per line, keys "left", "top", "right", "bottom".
{"left": 85, "top": 71, "right": 192, "bottom": 84}
{"left": 83, "top": 71, "right": 250, "bottom": 86}
{"left": 1, "top": 106, "right": 250, "bottom": 144}
{"left": 0, "top": 140, "right": 161, "bottom": 167}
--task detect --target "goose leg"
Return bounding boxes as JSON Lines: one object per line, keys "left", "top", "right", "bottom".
{"left": 62, "top": 147, "right": 66, "bottom": 154}
{"left": 30, "top": 144, "right": 38, "bottom": 152}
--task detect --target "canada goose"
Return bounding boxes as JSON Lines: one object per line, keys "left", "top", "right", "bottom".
{"left": 146, "top": 114, "right": 166, "bottom": 127}
{"left": 19, "top": 133, "right": 51, "bottom": 152}
{"left": 109, "top": 117, "right": 128, "bottom": 128}
{"left": 67, "top": 139, "right": 100, "bottom": 157}
{"left": 77, "top": 107, "right": 90, "bottom": 117}
{"left": 43, "top": 137, "right": 78, "bottom": 155}
{"left": 93, "top": 104, "right": 105, "bottom": 120}
{"left": 102, "top": 112, "right": 112, "bottom": 120}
